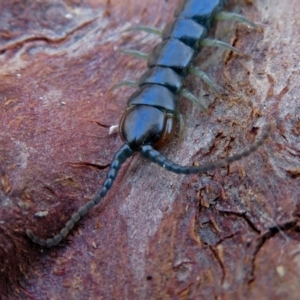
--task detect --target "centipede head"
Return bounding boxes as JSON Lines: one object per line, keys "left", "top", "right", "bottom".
{"left": 119, "top": 105, "right": 176, "bottom": 151}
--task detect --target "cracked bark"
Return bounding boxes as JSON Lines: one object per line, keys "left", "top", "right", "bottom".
{"left": 1, "top": 0, "right": 300, "bottom": 299}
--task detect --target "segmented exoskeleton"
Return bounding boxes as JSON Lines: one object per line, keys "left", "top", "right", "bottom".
{"left": 27, "top": 0, "right": 270, "bottom": 247}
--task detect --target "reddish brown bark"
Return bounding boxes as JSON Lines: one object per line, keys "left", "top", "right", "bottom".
{"left": 1, "top": 0, "right": 300, "bottom": 299}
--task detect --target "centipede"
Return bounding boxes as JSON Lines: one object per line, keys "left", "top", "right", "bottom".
{"left": 26, "top": 0, "right": 270, "bottom": 247}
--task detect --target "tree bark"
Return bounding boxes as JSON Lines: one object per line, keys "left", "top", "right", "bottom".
{"left": 0, "top": 0, "right": 299, "bottom": 299}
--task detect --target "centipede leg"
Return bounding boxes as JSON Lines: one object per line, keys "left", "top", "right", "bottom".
{"left": 125, "top": 25, "right": 162, "bottom": 36}
{"left": 215, "top": 12, "right": 257, "bottom": 28}
{"left": 119, "top": 49, "right": 148, "bottom": 60}
{"left": 110, "top": 80, "right": 138, "bottom": 91}
{"left": 181, "top": 88, "right": 207, "bottom": 112}
{"left": 188, "top": 66, "right": 221, "bottom": 97}
{"left": 177, "top": 113, "right": 185, "bottom": 143}
{"left": 200, "top": 38, "right": 245, "bottom": 56}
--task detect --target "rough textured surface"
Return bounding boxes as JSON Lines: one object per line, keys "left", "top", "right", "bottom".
{"left": 0, "top": 0, "right": 300, "bottom": 299}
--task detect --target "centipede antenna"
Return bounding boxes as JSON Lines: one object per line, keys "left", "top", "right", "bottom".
{"left": 141, "top": 125, "right": 271, "bottom": 175}
{"left": 110, "top": 80, "right": 138, "bottom": 91}
{"left": 181, "top": 88, "right": 208, "bottom": 112}
{"left": 118, "top": 49, "right": 148, "bottom": 60}
{"left": 200, "top": 38, "right": 245, "bottom": 56}
{"left": 215, "top": 11, "right": 258, "bottom": 28}
{"left": 188, "top": 66, "right": 222, "bottom": 97}
{"left": 26, "top": 144, "right": 134, "bottom": 247}
{"left": 125, "top": 25, "right": 162, "bottom": 36}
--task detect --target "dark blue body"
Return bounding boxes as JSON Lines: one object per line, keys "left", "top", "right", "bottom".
{"left": 121, "top": 0, "right": 226, "bottom": 149}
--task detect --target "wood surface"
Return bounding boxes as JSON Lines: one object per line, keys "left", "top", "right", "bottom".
{"left": 0, "top": 0, "right": 300, "bottom": 299}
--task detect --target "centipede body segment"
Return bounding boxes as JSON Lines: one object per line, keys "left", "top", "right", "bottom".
{"left": 26, "top": 0, "right": 270, "bottom": 247}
